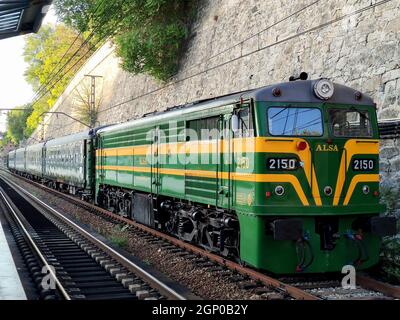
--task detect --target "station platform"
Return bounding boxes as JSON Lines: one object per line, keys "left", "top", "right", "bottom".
{"left": 0, "top": 218, "right": 26, "bottom": 300}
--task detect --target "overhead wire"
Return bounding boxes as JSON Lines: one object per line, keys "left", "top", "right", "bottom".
{"left": 95, "top": 0, "right": 394, "bottom": 116}
{"left": 38, "top": 0, "right": 395, "bottom": 134}
{"left": 30, "top": 0, "right": 107, "bottom": 103}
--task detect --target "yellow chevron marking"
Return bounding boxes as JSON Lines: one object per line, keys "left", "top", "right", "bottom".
{"left": 258, "top": 138, "right": 320, "bottom": 206}
{"left": 97, "top": 165, "right": 309, "bottom": 206}
{"left": 345, "top": 140, "right": 379, "bottom": 169}
{"left": 333, "top": 152, "right": 346, "bottom": 206}
{"left": 343, "top": 174, "right": 380, "bottom": 205}
{"left": 235, "top": 173, "right": 309, "bottom": 206}
{"left": 333, "top": 139, "right": 379, "bottom": 206}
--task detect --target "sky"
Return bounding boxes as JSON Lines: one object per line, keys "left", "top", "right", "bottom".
{"left": 0, "top": 5, "right": 58, "bottom": 132}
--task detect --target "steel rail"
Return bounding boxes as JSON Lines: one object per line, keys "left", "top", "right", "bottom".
{"left": 0, "top": 174, "right": 186, "bottom": 301}
{"left": 357, "top": 275, "right": 400, "bottom": 299}
{"left": 0, "top": 188, "right": 72, "bottom": 300}
{"left": 1, "top": 171, "right": 319, "bottom": 300}
{"left": 39, "top": 177, "right": 400, "bottom": 300}
{"left": 4, "top": 169, "right": 400, "bottom": 300}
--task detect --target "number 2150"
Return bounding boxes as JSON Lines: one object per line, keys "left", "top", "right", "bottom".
{"left": 353, "top": 159, "right": 374, "bottom": 171}
{"left": 267, "top": 158, "right": 297, "bottom": 170}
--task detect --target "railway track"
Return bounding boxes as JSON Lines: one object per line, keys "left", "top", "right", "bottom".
{"left": 2, "top": 169, "right": 400, "bottom": 300}
{"left": 0, "top": 175, "right": 188, "bottom": 300}
{"left": 279, "top": 275, "right": 400, "bottom": 300}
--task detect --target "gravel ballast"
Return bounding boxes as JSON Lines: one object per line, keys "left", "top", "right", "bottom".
{"left": 2, "top": 171, "right": 278, "bottom": 300}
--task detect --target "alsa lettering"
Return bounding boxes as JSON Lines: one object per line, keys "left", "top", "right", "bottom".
{"left": 315, "top": 144, "right": 338, "bottom": 152}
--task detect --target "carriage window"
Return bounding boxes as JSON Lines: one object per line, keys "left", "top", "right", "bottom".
{"left": 329, "top": 109, "right": 372, "bottom": 137}
{"left": 268, "top": 107, "right": 323, "bottom": 136}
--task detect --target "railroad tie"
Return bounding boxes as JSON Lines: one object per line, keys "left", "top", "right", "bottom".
{"left": 136, "top": 290, "right": 151, "bottom": 300}
{"left": 128, "top": 284, "right": 142, "bottom": 293}
{"left": 121, "top": 278, "right": 137, "bottom": 288}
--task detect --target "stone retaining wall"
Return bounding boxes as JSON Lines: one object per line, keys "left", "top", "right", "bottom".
{"left": 32, "top": 0, "right": 400, "bottom": 187}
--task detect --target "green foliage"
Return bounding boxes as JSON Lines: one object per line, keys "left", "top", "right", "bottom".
{"left": 380, "top": 185, "right": 400, "bottom": 216}
{"left": 0, "top": 134, "right": 10, "bottom": 149}
{"left": 381, "top": 236, "right": 400, "bottom": 283}
{"left": 116, "top": 21, "right": 188, "bottom": 80}
{"left": 22, "top": 24, "right": 91, "bottom": 135}
{"left": 23, "top": 26, "right": 53, "bottom": 91}
{"left": 379, "top": 185, "right": 400, "bottom": 283}
{"left": 25, "top": 97, "right": 50, "bottom": 134}
{"left": 54, "top": 0, "right": 198, "bottom": 81}
{"left": 109, "top": 224, "right": 129, "bottom": 249}
{"left": 53, "top": 0, "right": 97, "bottom": 33}
{"left": 5, "top": 106, "right": 33, "bottom": 145}
{"left": 5, "top": 24, "right": 91, "bottom": 144}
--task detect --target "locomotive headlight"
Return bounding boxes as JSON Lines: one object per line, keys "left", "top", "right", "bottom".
{"left": 275, "top": 185, "right": 285, "bottom": 196}
{"left": 324, "top": 186, "right": 333, "bottom": 196}
{"left": 314, "top": 79, "right": 334, "bottom": 100}
{"left": 362, "top": 185, "right": 370, "bottom": 195}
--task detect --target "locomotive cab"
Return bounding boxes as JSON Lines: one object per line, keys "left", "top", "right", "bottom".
{"left": 234, "top": 78, "right": 396, "bottom": 273}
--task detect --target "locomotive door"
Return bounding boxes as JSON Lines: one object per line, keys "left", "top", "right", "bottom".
{"left": 217, "top": 114, "right": 232, "bottom": 209}
{"left": 150, "top": 126, "right": 160, "bottom": 195}
{"left": 150, "top": 126, "right": 161, "bottom": 227}
{"left": 99, "top": 137, "right": 105, "bottom": 184}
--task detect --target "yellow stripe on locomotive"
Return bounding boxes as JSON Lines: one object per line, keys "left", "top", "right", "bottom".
{"left": 9, "top": 77, "right": 397, "bottom": 274}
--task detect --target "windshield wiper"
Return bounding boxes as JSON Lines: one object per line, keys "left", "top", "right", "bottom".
{"left": 350, "top": 107, "right": 369, "bottom": 120}
{"left": 270, "top": 106, "right": 290, "bottom": 119}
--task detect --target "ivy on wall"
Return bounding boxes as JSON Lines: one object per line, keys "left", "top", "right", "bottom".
{"left": 54, "top": 0, "right": 199, "bottom": 81}
{"left": 380, "top": 186, "right": 400, "bottom": 283}
{"left": 1, "top": 25, "right": 90, "bottom": 146}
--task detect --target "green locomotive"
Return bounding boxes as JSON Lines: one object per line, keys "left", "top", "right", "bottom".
{"left": 9, "top": 77, "right": 397, "bottom": 274}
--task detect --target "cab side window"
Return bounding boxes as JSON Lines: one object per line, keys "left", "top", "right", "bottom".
{"left": 234, "top": 105, "right": 253, "bottom": 137}
{"left": 187, "top": 116, "right": 219, "bottom": 141}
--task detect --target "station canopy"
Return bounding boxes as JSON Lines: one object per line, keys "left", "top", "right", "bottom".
{"left": 0, "top": 0, "right": 52, "bottom": 40}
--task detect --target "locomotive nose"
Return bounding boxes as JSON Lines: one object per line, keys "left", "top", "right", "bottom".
{"left": 309, "top": 139, "right": 343, "bottom": 206}
{"left": 309, "top": 139, "right": 380, "bottom": 207}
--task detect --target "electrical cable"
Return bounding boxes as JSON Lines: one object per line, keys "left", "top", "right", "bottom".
{"left": 296, "top": 239, "right": 306, "bottom": 272}
{"left": 31, "top": 0, "right": 107, "bottom": 102}
{"left": 35, "top": 0, "right": 394, "bottom": 134}
{"left": 94, "top": 0, "right": 394, "bottom": 117}
{"left": 30, "top": 0, "right": 128, "bottom": 110}
{"left": 302, "top": 240, "right": 315, "bottom": 270}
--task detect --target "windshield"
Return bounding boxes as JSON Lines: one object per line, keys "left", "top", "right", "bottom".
{"left": 267, "top": 107, "right": 323, "bottom": 136}
{"left": 328, "top": 109, "right": 372, "bottom": 137}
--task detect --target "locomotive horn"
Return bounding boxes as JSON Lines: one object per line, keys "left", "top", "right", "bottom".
{"left": 289, "top": 72, "right": 308, "bottom": 81}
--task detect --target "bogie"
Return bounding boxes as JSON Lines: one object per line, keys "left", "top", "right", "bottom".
{"left": 7, "top": 78, "right": 396, "bottom": 274}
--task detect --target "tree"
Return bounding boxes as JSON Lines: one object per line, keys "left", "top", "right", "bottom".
{"left": 54, "top": 0, "right": 198, "bottom": 81}
{"left": 23, "top": 24, "right": 92, "bottom": 134}
{"left": 5, "top": 106, "right": 33, "bottom": 145}
{"left": 23, "top": 26, "right": 53, "bottom": 91}
{"left": 0, "top": 132, "right": 11, "bottom": 149}
{"left": 54, "top": 0, "right": 96, "bottom": 34}
{"left": 72, "top": 77, "right": 103, "bottom": 127}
